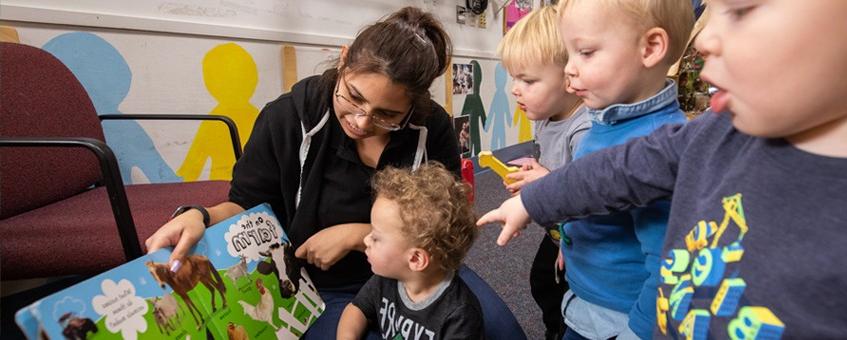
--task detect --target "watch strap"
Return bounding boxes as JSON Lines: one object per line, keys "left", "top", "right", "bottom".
{"left": 171, "top": 205, "right": 211, "bottom": 227}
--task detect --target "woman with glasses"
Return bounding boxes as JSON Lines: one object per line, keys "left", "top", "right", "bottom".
{"left": 146, "top": 6, "right": 524, "bottom": 339}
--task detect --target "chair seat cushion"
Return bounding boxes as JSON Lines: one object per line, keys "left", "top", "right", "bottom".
{"left": 0, "top": 181, "right": 231, "bottom": 280}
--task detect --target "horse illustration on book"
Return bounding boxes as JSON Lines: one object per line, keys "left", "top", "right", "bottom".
{"left": 145, "top": 255, "right": 227, "bottom": 330}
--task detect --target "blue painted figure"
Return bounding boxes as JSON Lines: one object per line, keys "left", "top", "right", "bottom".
{"left": 43, "top": 32, "right": 181, "bottom": 184}
{"left": 485, "top": 63, "right": 512, "bottom": 150}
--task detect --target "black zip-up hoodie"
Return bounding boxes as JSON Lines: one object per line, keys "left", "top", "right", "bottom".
{"left": 229, "top": 75, "right": 460, "bottom": 288}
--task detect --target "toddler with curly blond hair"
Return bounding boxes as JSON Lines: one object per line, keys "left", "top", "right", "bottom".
{"left": 337, "top": 162, "right": 483, "bottom": 339}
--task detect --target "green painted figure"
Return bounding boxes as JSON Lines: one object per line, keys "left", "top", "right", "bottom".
{"left": 461, "top": 60, "right": 486, "bottom": 156}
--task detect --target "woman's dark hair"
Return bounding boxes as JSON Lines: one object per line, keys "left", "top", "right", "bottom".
{"left": 319, "top": 6, "right": 452, "bottom": 124}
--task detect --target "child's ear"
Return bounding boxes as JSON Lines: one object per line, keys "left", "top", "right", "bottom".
{"left": 640, "top": 27, "right": 670, "bottom": 68}
{"left": 407, "top": 248, "right": 431, "bottom": 272}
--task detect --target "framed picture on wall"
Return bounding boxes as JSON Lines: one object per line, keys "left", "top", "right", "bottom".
{"left": 453, "top": 115, "right": 471, "bottom": 158}
{"left": 503, "top": 0, "right": 532, "bottom": 35}
{"left": 456, "top": 6, "right": 468, "bottom": 24}
{"left": 452, "top": 63, "right": 474, "bottom": 95}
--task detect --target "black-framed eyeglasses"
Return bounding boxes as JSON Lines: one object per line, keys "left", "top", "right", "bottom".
{"left": 334, "top": 77, "right": 414, "bottom": 131}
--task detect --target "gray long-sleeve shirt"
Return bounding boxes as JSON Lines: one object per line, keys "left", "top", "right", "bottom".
{"left": 534, "top": 105, "right": 591, "bottom": 170}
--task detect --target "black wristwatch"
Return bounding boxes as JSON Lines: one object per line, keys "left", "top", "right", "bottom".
{"left": 171, "top": 205, "right": 211, "bottom": 227}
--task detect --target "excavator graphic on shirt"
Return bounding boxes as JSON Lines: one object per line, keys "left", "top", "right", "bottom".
{"left": 657, "top": 194, "right": 784, "bottom": 340}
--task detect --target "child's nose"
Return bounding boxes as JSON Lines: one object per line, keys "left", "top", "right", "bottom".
{"left": 695, "top": 35, "right": 719, "bottom": 59}
{"left": 694, "top": 15, "right": 720, "bottom": 58}
{"left": 564, "top": 60, "right": 578, "bottom": 78}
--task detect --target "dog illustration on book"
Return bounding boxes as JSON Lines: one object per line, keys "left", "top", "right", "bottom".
{"left": 145, "top": 255, "right": 227, "bottom": 330}
{"left": 58, "top": 312, "right": 97, "bottom": 340}
{"left": 257, "top": 242, "right": 303, "bottom": 299}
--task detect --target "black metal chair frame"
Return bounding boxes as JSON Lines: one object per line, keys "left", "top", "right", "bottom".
{"left": 0, "top": 114, "right": 241, "bottom": 262}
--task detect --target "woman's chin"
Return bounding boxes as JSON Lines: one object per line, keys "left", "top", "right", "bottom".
{"left": 344, "top": 129, "right": 370, "bottom": 139}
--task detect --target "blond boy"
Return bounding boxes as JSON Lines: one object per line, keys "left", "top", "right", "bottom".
{"left": 481, "top": 0, "right": 847, "bottom": 338}
{"left": 337, "top": 163, "right": 482, "bottom": 339}
{"left": 497, "top": 6, "right": 590, "bottom": 340}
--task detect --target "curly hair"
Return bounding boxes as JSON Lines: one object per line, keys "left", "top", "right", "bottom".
{"left": 372, "top": 162, "right": 477, "bottom": 273}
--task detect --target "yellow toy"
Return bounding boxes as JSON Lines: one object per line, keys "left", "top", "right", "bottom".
{"left": 478, "top": 151, "right": 519, "bottom": 184}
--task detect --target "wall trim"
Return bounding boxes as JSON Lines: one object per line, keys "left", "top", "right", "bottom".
{"left": 0, "top": 4, "right": 499, "bottom": 60}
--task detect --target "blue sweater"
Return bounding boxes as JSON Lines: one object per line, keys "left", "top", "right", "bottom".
{"left": 560, "top": 81, "right": 686, "bottom": 339}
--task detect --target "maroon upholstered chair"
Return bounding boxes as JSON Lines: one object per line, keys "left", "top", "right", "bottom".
{"left": 0, "top": 42, "right": 239, "bottom": 280}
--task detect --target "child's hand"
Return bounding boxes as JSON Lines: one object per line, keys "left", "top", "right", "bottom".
{"left": 504, "top": 159, "right": 550, "bottom": 194}
{"left": 476, "top": 195, "right": 532, "bottom": 246}
{"left": 554, "top": 251, "right": 565, "bottom": 284}
{"left": 557, "top": 251, "right": 564, "bottom": 271}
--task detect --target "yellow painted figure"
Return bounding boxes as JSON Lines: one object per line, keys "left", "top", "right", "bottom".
{"left": 512, "top": 106, "right": 532, "bottom": 143}
{"left": 178, "top": 43, "right": 260, "bottom": 181}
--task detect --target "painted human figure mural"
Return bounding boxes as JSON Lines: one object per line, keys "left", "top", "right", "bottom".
{"left": 43, "top": 32, "right": 181, "bottom": 184}
{"left": 513, "top": 107, "right": 533, "bottom": 143}
{"left": 461, "top": 60, "right": 486, "bottom": 156}
{"left": 177, "top": 43, "right": 260, "bottom": 181}
{"left": 485, "top": 63, "right": 512, "bottom": 150}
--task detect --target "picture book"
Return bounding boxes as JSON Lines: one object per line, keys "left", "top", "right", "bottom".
{"left": 15, "top": 203, "right": 325, "bottom": 339}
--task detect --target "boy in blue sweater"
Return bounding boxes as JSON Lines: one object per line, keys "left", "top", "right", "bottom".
{"left": 481, "top": 0, "right": 847, "bottom": 338}
{"left": 555, "top": 1, "right": 693, "bottom": 338}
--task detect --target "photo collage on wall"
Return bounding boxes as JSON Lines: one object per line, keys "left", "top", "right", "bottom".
{"left": 452, "top": 63, "right": 474, "bottom": 95}
{"left": 452, "top": 61, "right": 473, "bottom": 158}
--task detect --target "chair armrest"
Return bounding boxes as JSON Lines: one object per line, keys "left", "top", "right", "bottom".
{"left": 98, "top": 114, "right": 243, "bottom": 159}
{"left": 0, "top": 137, "right": 143, "bottom": 261}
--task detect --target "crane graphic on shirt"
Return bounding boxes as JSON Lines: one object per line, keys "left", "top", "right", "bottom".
{"left": 657, "top": 194, "right": 784, "bottom": 340}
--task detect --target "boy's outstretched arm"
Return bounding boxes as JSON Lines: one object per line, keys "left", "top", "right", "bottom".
{"left": 483, "top": 119, "right": 698, "bottom": 236}
{"left": 477, "top": 194, "right": 533, "bottom": 246}
{"left": 337, "top": 304, "right": 368, "bottom": 340}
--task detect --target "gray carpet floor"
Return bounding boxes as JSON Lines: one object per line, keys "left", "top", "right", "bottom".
{"left": 465, "top": 170, "right": 549, "bottom": 340}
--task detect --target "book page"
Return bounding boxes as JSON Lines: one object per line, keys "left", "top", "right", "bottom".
{"left": 199, "top": 203, "right": 325, "bottom": 338}
{"left": 19, "top": 203, "right": 324, "bottom": 339}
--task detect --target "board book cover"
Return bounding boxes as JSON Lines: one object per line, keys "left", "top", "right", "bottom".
{"left": 15, "top": 203, "right": 325, "bottom": 339}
